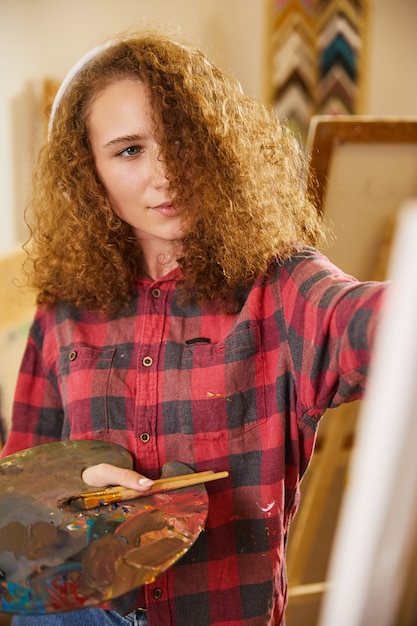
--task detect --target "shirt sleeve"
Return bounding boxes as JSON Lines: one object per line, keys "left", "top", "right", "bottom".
{"left": 280, "top": 248, "right": 388, "bottom": 415}
{"left": 1, "top": 311, "right": 64, "bottom": 457}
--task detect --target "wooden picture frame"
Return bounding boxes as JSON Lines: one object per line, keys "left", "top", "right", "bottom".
{"left": 306, "top": 115, "right": 417, "bottom": 281}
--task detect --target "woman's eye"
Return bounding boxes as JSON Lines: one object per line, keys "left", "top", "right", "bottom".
{"left": 119, "top": 146, "right": 142, "bottom": 157}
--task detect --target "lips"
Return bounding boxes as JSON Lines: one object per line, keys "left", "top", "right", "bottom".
{"left": 151, "top": 202, "right": 177, "bottom": 217}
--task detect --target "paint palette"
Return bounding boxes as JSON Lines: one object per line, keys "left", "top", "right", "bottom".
{"left": 0, "top": 441, "right": 209, "bottom": 614}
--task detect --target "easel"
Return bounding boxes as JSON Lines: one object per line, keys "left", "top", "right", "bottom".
{"left": 286, "top": 116, "right": 417, "bottom": 624}
{"left": 319, "top": 201, "right": 417, "bottom": 626}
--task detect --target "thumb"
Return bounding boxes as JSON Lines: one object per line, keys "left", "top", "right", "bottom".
{"left": 81, "top": 463, "right": 154, "bottom": 492}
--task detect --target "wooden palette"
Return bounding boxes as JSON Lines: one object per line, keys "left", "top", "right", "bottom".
{"left": 0, "top": 440, "right": 209, "bottom": 614}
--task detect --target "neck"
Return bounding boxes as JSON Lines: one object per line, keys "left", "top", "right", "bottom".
{"left": 144, "top": 256, "right": 179, "bottom": 280}
{"left": 139, "top": 239, "right": 181, "bottom": 281}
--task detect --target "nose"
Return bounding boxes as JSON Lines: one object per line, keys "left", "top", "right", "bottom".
{"left": 152, "top": 151, "right": 169, "bottom": 189}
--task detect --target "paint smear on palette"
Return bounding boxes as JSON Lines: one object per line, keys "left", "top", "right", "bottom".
{"left": 0, "top": 441, "right": 208, "bottom": 614}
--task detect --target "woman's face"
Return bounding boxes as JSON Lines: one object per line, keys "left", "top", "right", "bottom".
{"left": 88, "top": 78, "right": 185, "bottom": 246}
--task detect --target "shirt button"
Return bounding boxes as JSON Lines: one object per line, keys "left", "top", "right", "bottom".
{"left": 153, "top": 588, "right": 162, "bottom": 600}
{"left": 151, "top": 288, "right": 161, "bottom": 298}
{"left": 140, "top": 432, "right": 151, "bottom": 444}
{"left": 68, "top": 350, "right": 77, "bottom": 361}
{"left": 142, "top": 356, "right": 153, "bottom": 367}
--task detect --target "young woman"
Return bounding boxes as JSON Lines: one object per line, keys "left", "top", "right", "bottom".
{"left": 3, "top": 30, "right": 386, "bottom": 626}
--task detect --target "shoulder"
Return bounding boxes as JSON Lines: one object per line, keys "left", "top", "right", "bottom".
{"left": 279, "top": 246, "right": 352, "bottom": 278}
{"left": 267, "top": 246, "right": 357, "bottom": 290}
{"left": 265, "top": 246, "right": 387, "bottom": 310}
{"left": 288, "top": 248, "right": 387, "bottom": 318}
{"left": 32, "top": 301, "right": 82, "bottom": 329}
{"left": 29, "top": 301, "right": 99, "bottom": 347}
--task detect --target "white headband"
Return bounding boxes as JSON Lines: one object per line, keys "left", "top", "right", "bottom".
{"left": 48, "top": 40, "right": 114, "bottom": 136}
{"left": 48, "top": 36, "right": 221, "bottom": 137}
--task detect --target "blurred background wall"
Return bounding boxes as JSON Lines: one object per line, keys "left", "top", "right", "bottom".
{"left": 0, "top": 0, "right": 416, "bottom": 253}
{"left": 0, "top": 0, "right": 265, "bottom": 251}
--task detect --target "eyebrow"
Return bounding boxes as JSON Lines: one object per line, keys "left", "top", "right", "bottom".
{"left": 103, "top": 133, "right": 147, "bottom": 149}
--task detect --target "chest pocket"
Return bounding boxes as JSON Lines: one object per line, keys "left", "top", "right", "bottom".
{"left": 58, "top": 346, "right": 116, "bottom": 439}
{"left": 177, "top": 325, "right": 267, "bottom": 440}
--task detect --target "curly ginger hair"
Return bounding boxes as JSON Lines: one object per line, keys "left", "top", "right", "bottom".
{"left": 25, "top": 29, "right": 325, "bottom": 314}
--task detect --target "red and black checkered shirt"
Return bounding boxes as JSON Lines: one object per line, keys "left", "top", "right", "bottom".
{"left": 3, "top": 248, "right": 386, "bottom": 625}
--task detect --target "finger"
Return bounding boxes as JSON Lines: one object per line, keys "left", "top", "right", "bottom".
{"left": 82, "top": 463, "right": 154, "bottom": 491}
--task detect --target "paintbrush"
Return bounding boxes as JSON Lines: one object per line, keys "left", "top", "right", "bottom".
{"left": 59, "top": 469, "right": 229, "bottom": 510}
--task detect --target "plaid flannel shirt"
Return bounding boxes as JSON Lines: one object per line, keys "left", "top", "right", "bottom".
{"left": 3, "top": 248, "right": 386, "bottom": 625}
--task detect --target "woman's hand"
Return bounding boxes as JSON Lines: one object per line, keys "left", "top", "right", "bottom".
{"left": 82, "top": 463, "right": 154, "bottom": 493}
